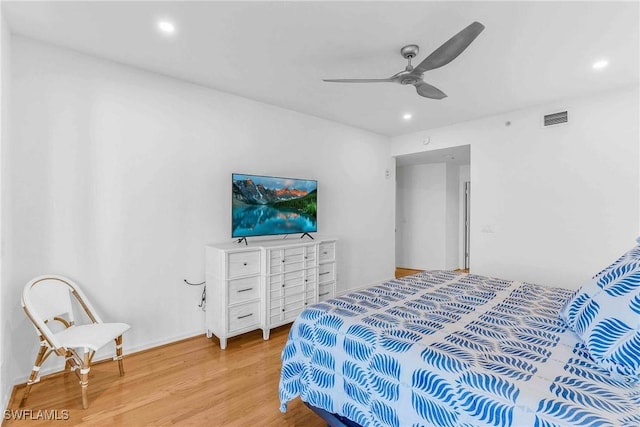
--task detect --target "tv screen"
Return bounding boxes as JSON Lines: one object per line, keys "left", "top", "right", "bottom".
{"left": 232, "top": 173, "right": 317, "bottom": 238}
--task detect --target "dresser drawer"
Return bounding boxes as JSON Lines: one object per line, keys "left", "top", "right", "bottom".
{"left": 269, "top": 269, "right": 316, "bottom": 297}
{"left": 270, "top": 293, "right": 307, "bottom": 320}
{"left": 270, "top": 257, "right": 304, "bottom": 274}
{"left": 270, "top": 299, "right": 283, "bottom": 319}
{"left": 283, "top": 295, "right": 312, "bottom": 322}
{"left": 285, "top": 246, "right": 305, "bottom": 257}
{"left": 318, "top": 283, "right": 334, "bottom": 302}
{"left": 228, "top": 301, "right": 260, "bottom": 333}
{"left": 283, "top": 283, "right": 306, "bottom": 298}
{"left": 228, "top": 250, "right": 261, "bottom": 278}
{"left": 228, "top": 276, "right": 260, "bottom": 305}
{"left": 304, "top": 273, "right": 317, "bottom": 287}
{"left": 267, "top": 270, "right": 303, "bottom": 288}
{"left": 284, "top": 293, "right": 305, "bottom": 314}
{"left": 284, "top": 269, "right": 304, "bottom": 285}
{"left": 304, "top": 246, "right": 317, "bottom": 266}
{"left": 318, "top": 263, "right": 335, "bottom": 284}
{"left": 283, "top": 308, "right": 303, "bottom": 323}
{"left": 271, "top": 282, "right": 305, "bottom": 299}
{"left": 319, "top": 242, "right": 335, "bottom": 262}
{"left": 270, "top": 246, "right": 304, "bottom": 263}
{"left": 306, "top": 287, "right": 316, "bottom": 300}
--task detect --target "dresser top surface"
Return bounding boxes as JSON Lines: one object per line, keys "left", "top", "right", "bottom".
{"left": 207, "top": 236, "right": 337, "bottom": 252}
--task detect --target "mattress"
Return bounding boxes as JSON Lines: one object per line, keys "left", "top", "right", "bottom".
{"left": 279, "top": 271, "right": 640, "bottom": 426}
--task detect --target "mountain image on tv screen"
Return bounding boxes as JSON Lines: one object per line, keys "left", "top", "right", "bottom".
{"left": 232, "top": 174, "right": 317, "bottom": 238}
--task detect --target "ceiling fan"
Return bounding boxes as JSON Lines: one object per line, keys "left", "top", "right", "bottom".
{"left": 323, "top": 21, "right": 485, "bottom": 99}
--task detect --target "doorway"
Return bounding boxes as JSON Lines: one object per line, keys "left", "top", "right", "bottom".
{"left": 395, "top": 145, "right": 470, "bottom": 272}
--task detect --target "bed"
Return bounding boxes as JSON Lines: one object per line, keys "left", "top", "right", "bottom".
{"left": 279, "top": 269, "right": 640, "bottom": 427}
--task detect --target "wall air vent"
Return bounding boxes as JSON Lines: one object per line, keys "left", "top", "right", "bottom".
{"left": 542, "top": 110, "right": 568, "bottom": 127}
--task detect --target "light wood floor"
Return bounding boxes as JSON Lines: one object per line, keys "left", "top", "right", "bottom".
{"left": 395, "top": 267, "right": 468, "bottom": 278}
{"left": 395, "top": 267, "right": 424, "bottom": 278}
{"left": 5, "top": 326, "right": 325, "bottom": 426}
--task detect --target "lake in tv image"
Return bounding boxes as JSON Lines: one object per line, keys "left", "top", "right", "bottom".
{"left": 232, "top": 174, "right": 317, "bottom": 237}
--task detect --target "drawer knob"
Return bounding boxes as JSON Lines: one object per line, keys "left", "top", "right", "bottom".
{"left": 282, "top": 309, "right": 285, "bottom": 312}
{"left": 282, "top": 259, "right": 285, "bottom": 263}
{"left": 282, "top": 284, "right": 285, "bottom": 288}
{"left": 243, "top": 262, "right": 248, "bottom": 266}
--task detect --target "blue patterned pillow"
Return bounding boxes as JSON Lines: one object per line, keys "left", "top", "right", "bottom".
{"left": 559, "top": 238, "right": 640, "bottom": 380}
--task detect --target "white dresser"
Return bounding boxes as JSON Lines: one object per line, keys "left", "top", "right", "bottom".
{"left": 205, "top": 237, "right": 337, "bottom": 349}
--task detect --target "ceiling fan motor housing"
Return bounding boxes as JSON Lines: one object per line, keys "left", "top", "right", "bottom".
{"left": 400, "top": 75, "right": 422, "bottom": 85}
{"left": 400, "top": 44, "right": 419, "bottom": 59}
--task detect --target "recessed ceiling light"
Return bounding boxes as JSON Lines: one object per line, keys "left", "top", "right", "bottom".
{"left": 592, "top": 59, "right": 609, "bottom": 70}
{"left": 157, "top": 20, "right": 176, "bottom": 35}
{"left": 403, "top": 113, "right": 412, "bottom": 121}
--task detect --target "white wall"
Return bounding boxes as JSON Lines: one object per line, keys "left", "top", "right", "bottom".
{"left": 0, "top": 9, "right": 11, "bottom": 411}
{"left": 6, "top": 37, "right": 395, "bottom": 384}
{"left": 392, "top": 86, "right": 640, "bottom": 289}
{"left": 445, "top": 163, "right": 459, "bottom": 269}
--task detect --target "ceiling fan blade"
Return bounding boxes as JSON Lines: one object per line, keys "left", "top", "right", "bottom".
{"left": 323, "top": 78, "right": 394, "bottom": 83}
{"left": 413, "top": 21, "right": 485, "bottom": 74}
{"left": 415, "top": 81, "right": 447, "bottom": 99}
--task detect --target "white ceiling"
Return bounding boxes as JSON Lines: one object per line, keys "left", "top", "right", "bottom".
{"left": 2, "top": 1, "right": 639, "bottom": 137}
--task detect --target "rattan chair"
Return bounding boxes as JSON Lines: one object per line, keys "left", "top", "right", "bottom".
{"left": 21, "top": 275, "right": 130, "bottom": 409}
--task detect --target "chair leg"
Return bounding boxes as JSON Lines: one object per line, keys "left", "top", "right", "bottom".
{"left": 80, "top": 351, "right": 91, "bottom": 409}
{"left": 20, "top": 341, "right": 49, "bottom": 408}
{"left": 115, "top": 335, "right": 125, "bottom": 376}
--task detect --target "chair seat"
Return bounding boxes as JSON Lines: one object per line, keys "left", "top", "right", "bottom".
{"left": 54, "top": 323, "right": 130, "bottom": 351}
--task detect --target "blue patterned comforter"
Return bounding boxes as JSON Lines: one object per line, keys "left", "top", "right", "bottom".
{"left": 279, "top": 271, "right": 640, "bottom": 426}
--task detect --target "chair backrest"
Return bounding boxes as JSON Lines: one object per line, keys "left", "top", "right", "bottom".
{"left": 22, "top": 275, "right": 103, "bottom": 351}
{"left": 25, "top": 277, "right": 75, "bottom": 324}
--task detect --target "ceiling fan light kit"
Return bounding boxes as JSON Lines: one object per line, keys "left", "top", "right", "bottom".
{"left": 323, "top": 21, "right": 485, "bottom": 99}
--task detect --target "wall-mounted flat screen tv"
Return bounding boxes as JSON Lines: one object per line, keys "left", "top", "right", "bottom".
{"left": 232, "top": 173, "right": 317, "bottom": 238}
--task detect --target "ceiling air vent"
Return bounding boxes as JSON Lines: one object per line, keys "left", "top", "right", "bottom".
{"left": 542, "top": 110, "right": 568, "bottom": 127}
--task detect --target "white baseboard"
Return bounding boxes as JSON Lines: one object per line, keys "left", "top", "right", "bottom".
{"left": 12, "top": 329, "right": 207, "bottom": 386}
{"left": 124, "top": 329, "right": 206, "bottom": 357}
